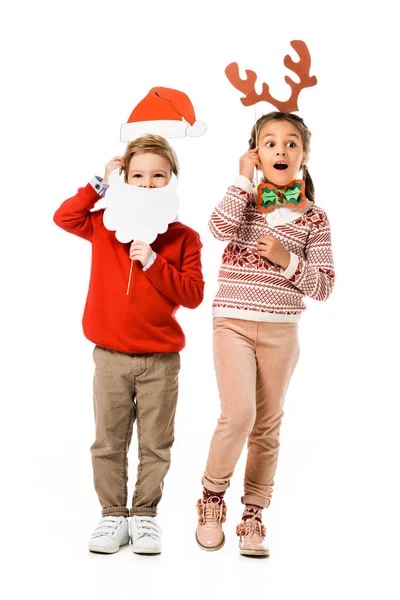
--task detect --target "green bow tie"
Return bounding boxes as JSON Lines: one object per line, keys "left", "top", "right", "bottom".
{"left": 257, "top": 180, "right": 307, "bottom": 213}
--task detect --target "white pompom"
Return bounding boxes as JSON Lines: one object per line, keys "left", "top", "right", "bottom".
{"left": 186, "top": 120, "right": 207, "bottom": 137}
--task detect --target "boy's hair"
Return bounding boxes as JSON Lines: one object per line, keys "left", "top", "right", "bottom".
{"left": 249, "top": 112, "right": 315, "bottom": 203}
{"left": 122, "top": 134, "right": 180, "bottom": 182}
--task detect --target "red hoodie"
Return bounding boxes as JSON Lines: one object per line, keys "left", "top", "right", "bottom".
{"left": 54, "top": 183, "right": 204, "bottom": 353}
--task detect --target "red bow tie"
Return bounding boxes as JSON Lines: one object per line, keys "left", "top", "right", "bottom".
{"left": 257, "top": 180, "right": 307, "bottom": 213}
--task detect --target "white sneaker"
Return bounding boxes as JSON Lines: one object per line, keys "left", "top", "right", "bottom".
{"left": 130, "top": 516, "right": 162, "bottom": 554}
{"left": 88, "top": 516, "right": 130, "bottom": 553}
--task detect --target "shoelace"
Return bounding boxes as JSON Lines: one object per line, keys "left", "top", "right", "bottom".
{"left": 203, "top": 498, "right": 224, "bottom": 523}
{"left": 242, "top": 517, "right": 265, "bottom": 537}
{"left": 134, "top": 518, "right": 162, "bottom": 541}
{"left": 91, "top": 517, "right": 123, "bottom": 539}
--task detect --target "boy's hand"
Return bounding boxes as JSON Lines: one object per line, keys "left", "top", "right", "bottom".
{"left": 129, "top": 241, "right": 153, "bottom": 267}
{"left": 257, "top": 235, "right": 291, "bottom": 270}
{"left": 103, "top": 156, "right": 124, "bottom": 185}
{"left": 239, "top": 148, "right": 261, "bottom": 180}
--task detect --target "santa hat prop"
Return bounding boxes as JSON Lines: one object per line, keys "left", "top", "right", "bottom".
{"left": 121, "top": 87, "right": 207, "bottom": 141}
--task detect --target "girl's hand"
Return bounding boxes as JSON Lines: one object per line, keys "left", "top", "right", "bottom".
{"left": 103, "top": 156, "right": 125, "bottom": 184}
{"left": 129, "top": 241, "right": 153, "bottom": 267}
{"left": 239, "top": 148, "right": 261, "bottom": 180}
{"left": 257, "top": 235, "right": 291, "bottom": 269}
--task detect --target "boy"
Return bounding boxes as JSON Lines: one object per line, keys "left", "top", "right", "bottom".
{"left": 54, "top": 134, "right": 204, "bottom": 554}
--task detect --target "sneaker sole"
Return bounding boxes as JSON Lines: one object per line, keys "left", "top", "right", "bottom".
{"left": 131, "top": 546, "right": 161, "bottom": 555}
{"left": 195, "top": 532, "right": 225, "bottom": 552}
{"left": 89, "top": 538, "right": 130, "bottom": 554}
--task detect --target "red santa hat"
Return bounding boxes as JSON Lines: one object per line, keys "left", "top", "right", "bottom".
{"left": 120, "top": 87, "right": 207, "bottom": 142}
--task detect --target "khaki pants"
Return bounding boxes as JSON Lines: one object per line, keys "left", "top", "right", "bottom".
{"left": 203, "top": 318, "right": 300, "bottom": 508}
{"left": 91, "top": 346, "right": 180, "bottom": 517}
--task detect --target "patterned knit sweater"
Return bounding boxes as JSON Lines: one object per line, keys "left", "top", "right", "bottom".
{"left": 210, "top": 179, "right": 335, "bottom": 321}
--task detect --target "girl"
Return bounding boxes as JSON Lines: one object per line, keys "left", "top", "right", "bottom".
{"left": 195, "top": 112, "right": 335, "bottom": 556}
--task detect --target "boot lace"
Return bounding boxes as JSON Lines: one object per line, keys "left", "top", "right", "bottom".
{"left": 196, "top": 496, "right": 227, "bottom": 525}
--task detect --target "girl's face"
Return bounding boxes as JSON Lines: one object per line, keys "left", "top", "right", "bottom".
{"left": 127, "top": 152, "right": 172, "bottom": 188}
{"left": 257, "top": 120, "right": 308, "bottom": 187}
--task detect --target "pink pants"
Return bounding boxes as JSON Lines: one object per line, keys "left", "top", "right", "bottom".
{"left": 203, "top": 317, "right": 300, "bottom": 508}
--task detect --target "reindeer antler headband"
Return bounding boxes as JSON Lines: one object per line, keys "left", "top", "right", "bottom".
{"left": 225, "top": 40, "right": 317, "bottom": 113}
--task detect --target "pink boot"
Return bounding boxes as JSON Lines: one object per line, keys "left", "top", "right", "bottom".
{"left": 196, "top": 496, "right": 227, "bottom": 551}
{"left": 236, "top": 518, "right": 269, "bottom": 557}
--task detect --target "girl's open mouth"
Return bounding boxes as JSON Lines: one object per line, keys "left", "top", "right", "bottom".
{"left": 274, "top": 162, "right": 288, "bottom": 170}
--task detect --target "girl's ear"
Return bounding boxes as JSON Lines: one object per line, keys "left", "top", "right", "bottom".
{"left": 301, "top": 151, "right": 309, "bottom": 166}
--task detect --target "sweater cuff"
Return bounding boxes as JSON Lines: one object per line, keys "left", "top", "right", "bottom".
{"left": 78, "top": 182, "right": 104, "bottom": 207}
{"left": 142, "top": 251, "right": 157, "bottom": 271}
{"left": 142, "top": 252, "right": 164, "bottom": 276}
{"left": 281, "top": 252, "right": 299, "bottom": 280}
{"left": 232, "top": 175, "right": 254, "bottom": 193}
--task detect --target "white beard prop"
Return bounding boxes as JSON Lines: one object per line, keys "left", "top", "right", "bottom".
{"left": 103, "top": 169, "right": 180, "bottom": 244}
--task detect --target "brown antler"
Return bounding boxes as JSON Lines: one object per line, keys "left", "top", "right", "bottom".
{"left": 225, "top": 40, "right": 317, "bottom": 112}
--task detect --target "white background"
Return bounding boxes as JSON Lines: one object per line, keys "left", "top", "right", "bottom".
{"left": 2, "top": 1, "right": 399, "bottom": 598}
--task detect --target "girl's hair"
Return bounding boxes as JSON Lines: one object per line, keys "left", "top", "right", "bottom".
{"left": 122, "top": 134, "right": 180, "bottom": 182}
{"left": 249, "top": 111, "right": 315, "bottom": 202}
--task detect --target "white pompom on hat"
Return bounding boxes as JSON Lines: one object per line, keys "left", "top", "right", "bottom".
{"left": 120, "top": 87, "right": 207, "bottom": 142}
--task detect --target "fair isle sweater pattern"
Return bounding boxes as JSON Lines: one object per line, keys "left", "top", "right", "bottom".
{"left": 210, "top": 186, "right": 335, "bottom": 319}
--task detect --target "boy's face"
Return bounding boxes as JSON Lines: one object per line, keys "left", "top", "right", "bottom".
{"left": 127, "top": 152, "right": 172, "bottom": 188}
{"left": 257, "top": 120, "right": 308, "bottom": 187}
